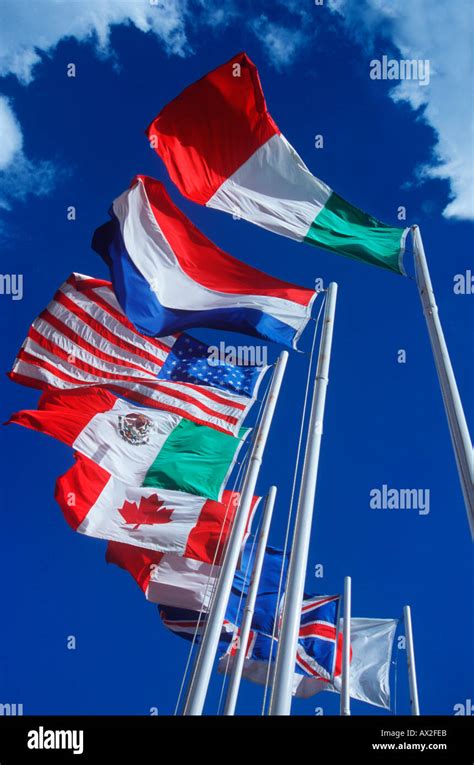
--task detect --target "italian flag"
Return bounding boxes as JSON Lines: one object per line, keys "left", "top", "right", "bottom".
{"left": 7, "top": 387, "right": 248, "bottom": 501}
{"left": 147, "top": 52, "right": 408, "bottom": 274}
{"left": 56, "top": 453, "right": 259, "bottom": 559}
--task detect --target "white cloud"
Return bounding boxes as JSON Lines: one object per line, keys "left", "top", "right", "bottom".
{"left": 0, "top": 97, "right": 23, "bottom": 170}
{"left": 6, "top": 0, "right": 469, "bottom": 225}
{"left": 0, "top": 0, "right": 301, "bottom": 214}
{"left": 251, "top": 16, "right": 306, "bottom": 70}
{"left": 194, "top": 0, "right": 238, "bottom": 28}
{"left": 0, "top": 154, "right": 58, "bottom": 211}
{"left": 0, "top": 96, "right": 58, "bottom": 209}
{"left": 0, "top": 0, "right": 193, "bottom": 211}
{"left": 328, "top": 0, "right": 474, "bottom": 221}
{"left": 0, "top": 0, "right": 190, "bottom": 85}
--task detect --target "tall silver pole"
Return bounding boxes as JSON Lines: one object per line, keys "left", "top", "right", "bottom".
{"left": 223, "top": 485, "right": 278, "bottom": 715}
{"left": 184, "top": 351, "right": 288, "bottom": 715}
{"left": 403, "top": 605, "right": 420, "bottom": 715}
{"left": 412, "top": 226, "right": 474, "bottom": 538}
{"left": 340, "top": 576, "right": 351, "bottom": 716}
{"left": 269, "top": 283, "right": 338, "bottom": 715}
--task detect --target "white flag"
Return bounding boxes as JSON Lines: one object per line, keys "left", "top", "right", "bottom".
{"left": 294, "top": 617, "right": 398, "bottom": 709}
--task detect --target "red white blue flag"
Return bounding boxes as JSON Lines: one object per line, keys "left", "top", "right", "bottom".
{"left": 92, "top": 175, "right": 316, "bottom": 348}
{"left": 218, "top": 593, "right": 342, "bottom": 697}
{"left": 9, "top": 273, "right": 267, "bottom": 434}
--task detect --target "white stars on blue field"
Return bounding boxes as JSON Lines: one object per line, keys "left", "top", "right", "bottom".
{"left": 158, "top": 334, "right": 260, "bottom": 397}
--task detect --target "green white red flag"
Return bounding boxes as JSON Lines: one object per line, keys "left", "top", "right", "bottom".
{"left": 7, "top": 387, "right": 249, "bottom": 501}
{"left": 148, "top": 52, "right": 408, "bottom": 274}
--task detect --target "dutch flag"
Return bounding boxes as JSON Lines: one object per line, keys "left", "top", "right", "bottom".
{"left": 92, "top": 175, "right": 317, "bottom": 348}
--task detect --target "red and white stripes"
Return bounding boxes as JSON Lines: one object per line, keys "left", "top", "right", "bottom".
{"left": 9, "top": 273, "right": 255, "bottom": 436}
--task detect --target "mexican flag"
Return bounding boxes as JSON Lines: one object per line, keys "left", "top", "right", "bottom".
{"left": 7, "top": 387, "right": 248, "bottom": 501}
{"left": 56, "top": 453, "right": 259, "bottom": 558}
{"left": 148, "top": 52, "right": 408, "bottom": 274}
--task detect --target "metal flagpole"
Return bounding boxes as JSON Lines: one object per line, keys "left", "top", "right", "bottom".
{"left": 340, "top": 576, "right": 351, "bottom": 716}
{"left": 403, "top": 605, "right": 420, "bottom": 715}
{"left": 412, "top": 226, "right": 474, "bottom": 538}
{"left": 184, "top": 351, "right": 288, "bottom": 715}
{"left": 269, "top": 283, "right": 338, "bottom": 716}
{"left": 223, "top": 485, "right": 278, "bottom": 716}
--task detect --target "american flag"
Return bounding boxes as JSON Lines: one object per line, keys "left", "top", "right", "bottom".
{"left": 9, "top": 273, "right": 268, "bottom": 435}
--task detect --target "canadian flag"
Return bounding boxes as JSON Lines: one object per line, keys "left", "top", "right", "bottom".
{"left": 56, "top": 452, "right": 259, "bottom": 561}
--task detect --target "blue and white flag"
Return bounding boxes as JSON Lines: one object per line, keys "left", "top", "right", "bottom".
{"left": 227, "top": 543, "right": 288, "bottom": 633}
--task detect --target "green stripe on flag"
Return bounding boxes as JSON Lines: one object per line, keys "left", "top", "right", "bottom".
{"left": 143, "top": 419, "right": 248, "bottom": 500}
{"left": 304, "top": 191, "right": 407, "bottom": 274}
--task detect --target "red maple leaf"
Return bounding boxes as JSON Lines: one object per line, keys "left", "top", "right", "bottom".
{"left": 119, "top": 494, "right": 173, "bottom": 530}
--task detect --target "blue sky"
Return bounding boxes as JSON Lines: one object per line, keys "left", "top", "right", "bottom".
{"left": 0, "top": 1, "right": 472, "bottom": 716}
